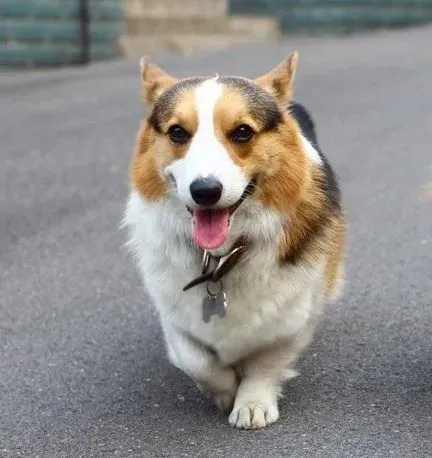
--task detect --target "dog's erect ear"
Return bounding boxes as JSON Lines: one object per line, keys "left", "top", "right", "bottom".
{"left": 254, "top": 52, "right": 298, "bottom": 104}
{"left": 140, "top": 56, "right": 177, "bottom": 106}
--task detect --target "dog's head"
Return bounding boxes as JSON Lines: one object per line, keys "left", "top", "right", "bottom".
{"left": 131, "top": 53, "right": 318, "bottom": 251}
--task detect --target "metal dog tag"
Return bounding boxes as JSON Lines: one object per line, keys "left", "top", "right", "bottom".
{"left": 202, "top": 282, "right": 227, "bottom": 323}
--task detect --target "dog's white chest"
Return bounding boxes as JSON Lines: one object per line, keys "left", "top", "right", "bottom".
{"left": 138, "top": 243, "right": 316, "bottom": 364}
{"left": 125, "top": 192, "right": 320, "bottom": 364}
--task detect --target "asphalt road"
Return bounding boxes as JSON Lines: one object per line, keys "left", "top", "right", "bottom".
{"left": 1, "top": 26, "right": 431, "bottom": 457}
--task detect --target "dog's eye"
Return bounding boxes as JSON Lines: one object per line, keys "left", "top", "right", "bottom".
{"left": 229, "top": 124, "right": 255, "bottom": 144}
{"left": 168, "top": 125, "right": 191, "bottom": 145}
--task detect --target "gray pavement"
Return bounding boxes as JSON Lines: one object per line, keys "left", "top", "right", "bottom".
{"left": 1, "top": 26, "right": 432, "bottom": 457}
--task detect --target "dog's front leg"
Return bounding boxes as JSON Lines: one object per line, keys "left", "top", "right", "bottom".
{"left": 229, "top": 333, "right": 311, "bottom": 430}
{"left": 162, "top": 322, "right": 238, "bottom": 411}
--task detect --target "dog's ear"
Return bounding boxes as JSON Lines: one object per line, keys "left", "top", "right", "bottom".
{"left": 140, "top": 56, "right": 177, "bottom": 106}
{"left": 254, "top": 52, "right": 298, "bottom": 104}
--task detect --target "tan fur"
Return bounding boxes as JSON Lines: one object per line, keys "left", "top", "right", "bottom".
{"left": 140, "top": 57, "right": 176, "bottom": 106}
{"left": 254, "top": 120, "right": 310, "bottom": 214}
{"left": 164, "top": 91, "right": 198, "bottom": 138}
{"left": 215, "top": 88, "right": 262, "bottom": 150}
{"left": 255, "top": 52, "right": 298, "bottom": 105}
{"left": 251, "top": 53, "right": 313, "bottom": 214}
{"left": 210, "top": 88, "right": 311, "bottom": 216}
{"left": 131, "top": 57, "right": 179, "bottom": 201}
{"left": 131, "top": 91, "right": 198, "bottom": 200}
{"left": 322, "top": 215, "right": 346, "bottom": 299}
{"left": 130, "top": 122, "right": 167, "bottom": 201}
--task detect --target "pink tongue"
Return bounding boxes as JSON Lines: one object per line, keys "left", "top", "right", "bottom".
{"left": 192, "top": 209, "right": 230, "bottom": 250}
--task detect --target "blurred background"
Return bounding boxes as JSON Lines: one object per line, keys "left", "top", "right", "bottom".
{"left": 1, "top": 0, "right": 432, "bottom": 68}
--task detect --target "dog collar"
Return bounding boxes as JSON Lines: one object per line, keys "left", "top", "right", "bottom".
{"left": 183, "top": 237, "right": 248, "bottom": 292}
{"left": 182, "top": 176, "right": 257, "bottom": 292}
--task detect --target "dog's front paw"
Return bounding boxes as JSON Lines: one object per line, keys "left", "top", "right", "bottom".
{"left": 229, "top": 400, "right": 279, "bottom": 429}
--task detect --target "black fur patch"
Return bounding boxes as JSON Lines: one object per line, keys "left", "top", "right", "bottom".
{"left": 290, "top": 102, "right": 342, "bottom": 215}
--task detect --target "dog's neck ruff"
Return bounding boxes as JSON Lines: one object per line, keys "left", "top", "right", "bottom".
{"left": 183, "top": 237, "right": 248, "bottom": 292}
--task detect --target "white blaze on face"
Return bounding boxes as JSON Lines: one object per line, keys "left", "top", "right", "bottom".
{"left": 165, "top": 77, "right": 249, "bottom": 209}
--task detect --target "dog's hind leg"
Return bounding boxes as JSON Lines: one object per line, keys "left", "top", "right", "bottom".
{"left": 162, "top": 322, "right": 238, "bottom": 411}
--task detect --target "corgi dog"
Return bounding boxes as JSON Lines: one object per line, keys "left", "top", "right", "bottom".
{"left": 124, "top": 52, "right": 346, "bottom": 429}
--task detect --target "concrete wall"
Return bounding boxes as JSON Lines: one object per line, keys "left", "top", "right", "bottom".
{"left": 119, "top": 0, "right": 280, "bottom": 57}
{"left": 0, "top": 0, "right": 124, "bottom": 68}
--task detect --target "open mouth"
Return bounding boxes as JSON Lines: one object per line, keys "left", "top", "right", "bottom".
{"left": 187, "top": 177, "right": 257, "bottom": 250}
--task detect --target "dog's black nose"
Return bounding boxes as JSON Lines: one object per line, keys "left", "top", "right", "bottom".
{"left": 190, "top": 177, "right": 223, "bottom": 205}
